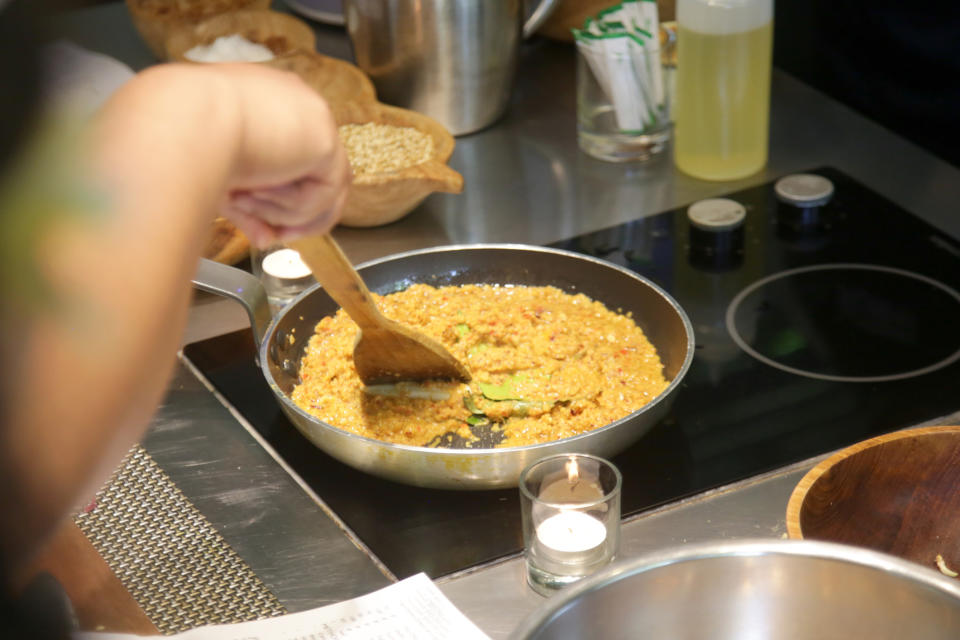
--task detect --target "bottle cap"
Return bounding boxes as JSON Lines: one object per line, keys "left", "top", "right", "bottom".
{"left": 774, "top": 174, "right": 835, "bottom": 207}
{"left": 687, "top": 198, "right": 746, "bottom": 232}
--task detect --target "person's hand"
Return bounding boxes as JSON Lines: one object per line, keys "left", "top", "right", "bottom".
{"left": 213, "top": 64, "right": 352, "bottom": 246}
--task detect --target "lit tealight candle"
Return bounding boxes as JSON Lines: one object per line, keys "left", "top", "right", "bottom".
{"left": 536, "top": 510, "right": 607, "bottom": 555}
{"left": 261, "top": 248, "right": 312, "bottom": 280}
{"left": 257, "top": 248, "right": 315, "bottom": 308}
{"left": 521, "top": 454, "right": 621, "bottom": 594}
{"left": 538, "top": 457, "right": 606, "bottom": 505}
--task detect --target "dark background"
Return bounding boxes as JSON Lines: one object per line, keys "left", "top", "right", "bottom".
{"left": 773, "top": 0, "right": 959, "bottom": 168}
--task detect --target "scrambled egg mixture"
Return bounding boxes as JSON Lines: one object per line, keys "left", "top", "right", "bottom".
{"left": 291, "top": 284, "right": 669, "bottom": 448}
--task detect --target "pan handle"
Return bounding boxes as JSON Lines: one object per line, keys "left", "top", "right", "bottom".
{"left": 192, "top": 258, "right": 272, "bottom": 350}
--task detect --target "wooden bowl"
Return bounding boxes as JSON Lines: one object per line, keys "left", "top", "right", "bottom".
{"left": 203, "top": 217, "right": 249, "bottom": 265}
{"left": 165, "top": 9, "right": 316, "bottom": 62}
{"left": 259, "top": 51, "right": 376, "bottom": 111}
{"left": 333, "top": 101, "right": 464, "bottom": 228}
{"left": 787, "top": 426, "right": 960, "bottom": 577}
{"left": 125, "top": 0, "right": 270, "bottom": 60}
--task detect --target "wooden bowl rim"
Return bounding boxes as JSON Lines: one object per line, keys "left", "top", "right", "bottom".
{"left": 785, "top": 425, "right": 960, "bottom": 540}
{"left": 165, "top": 8, "right": 316, "bottom": 62}
{"left": 254, "top": 50, "right": 378, "bottom": 113}
{"left": 126, "top": 0, "right": 270, "bottom": 26}
{"left": 204, "top": 217, "right": 249, "bottom": 265}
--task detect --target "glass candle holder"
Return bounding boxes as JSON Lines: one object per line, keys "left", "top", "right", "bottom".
{"left": 519, "top": 454, "right": 622, "bottom": 596}
{"left": 250, "top": 244, "right": 316, "bottom": 312}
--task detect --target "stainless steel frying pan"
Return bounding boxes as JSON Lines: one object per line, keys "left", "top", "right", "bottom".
{"left": 193, "top": 244, "right": 694, "bottom": 489}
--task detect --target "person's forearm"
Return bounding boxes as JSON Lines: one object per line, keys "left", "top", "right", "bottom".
{"left": 2, "top": 65, "right": 244, "bottom": 564}
{"left": 1, "top": 61, "right": 348, "bottom": 571}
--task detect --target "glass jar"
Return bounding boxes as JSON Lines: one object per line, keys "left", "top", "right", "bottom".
{"left": 674, "top": 0, "right": 774, "bottom": 181}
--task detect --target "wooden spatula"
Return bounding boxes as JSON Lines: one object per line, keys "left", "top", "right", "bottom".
{"left": 287, "top": 235, "right": 471, "bottom": 385}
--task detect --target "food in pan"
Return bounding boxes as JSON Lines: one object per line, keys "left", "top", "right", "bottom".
{"left": 936, "top": 554, "right": 958, "bottom": 578}
{"left": 290, "top": 283, "right": 669, "bottom": 448}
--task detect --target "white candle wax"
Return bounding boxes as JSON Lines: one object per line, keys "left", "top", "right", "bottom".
{"left": 536, "top": 511, "right": 607, "bottom": 554}
{"left": 261, "top": 249, "right": 311, "bottom": 279}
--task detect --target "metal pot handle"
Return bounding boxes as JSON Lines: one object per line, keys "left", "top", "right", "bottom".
{"left": 523, "top": 0, "right": 561, "bottom": 39}
{"left": 192, "top": 258, "right": 272, "bottom": 350}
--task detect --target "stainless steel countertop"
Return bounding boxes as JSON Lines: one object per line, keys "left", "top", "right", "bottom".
{"left": 53, "top": 4, "right": 960, "bottom": 637}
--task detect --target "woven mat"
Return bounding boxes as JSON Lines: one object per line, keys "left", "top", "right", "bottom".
{"left": 75, "top": 446, "right": 286, "bottom": 634}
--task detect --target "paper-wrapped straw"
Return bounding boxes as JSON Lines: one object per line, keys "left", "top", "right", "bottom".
{"left": 573, "top": 0, "right": 666, "bottom": 134}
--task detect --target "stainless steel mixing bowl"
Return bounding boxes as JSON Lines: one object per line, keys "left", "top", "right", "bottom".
{"left": 510, "top": 539, "right": 960, "bottom": 639}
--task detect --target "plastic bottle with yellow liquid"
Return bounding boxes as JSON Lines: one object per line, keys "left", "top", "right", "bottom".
{"left": 674, "top": 0, "right": 774, "bottom": 181}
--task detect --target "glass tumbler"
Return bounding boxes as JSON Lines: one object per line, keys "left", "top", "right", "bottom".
{"left": 576, "top": 40, "right": 672, "bottom": 163}
{"left": 520, "top": 454, "right": 622, "bottom": 596}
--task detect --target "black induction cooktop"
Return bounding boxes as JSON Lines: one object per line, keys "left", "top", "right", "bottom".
{"left": 183, "top": 167, "right": 960, "bottom": 580}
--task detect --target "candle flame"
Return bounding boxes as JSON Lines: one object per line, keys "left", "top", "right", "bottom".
{"left": 566, "top": 457, "right": 580, "bottom": 484}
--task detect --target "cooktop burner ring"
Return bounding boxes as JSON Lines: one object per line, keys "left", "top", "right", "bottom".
{"left": 725, "top": 263, "right": 960, "bottom": 383}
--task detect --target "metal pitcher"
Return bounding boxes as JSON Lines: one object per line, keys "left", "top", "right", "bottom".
{"left": 343, "top": 0, "right": 560, "bottom": 135}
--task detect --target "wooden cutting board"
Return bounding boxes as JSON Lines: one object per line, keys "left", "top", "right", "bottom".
{"left": 12, "top": 521, "right": 158, "bottom": 635}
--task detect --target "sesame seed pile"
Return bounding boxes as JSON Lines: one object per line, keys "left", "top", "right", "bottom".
{"left": 338, "top": 123, "right": 434, "bottom": 176}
